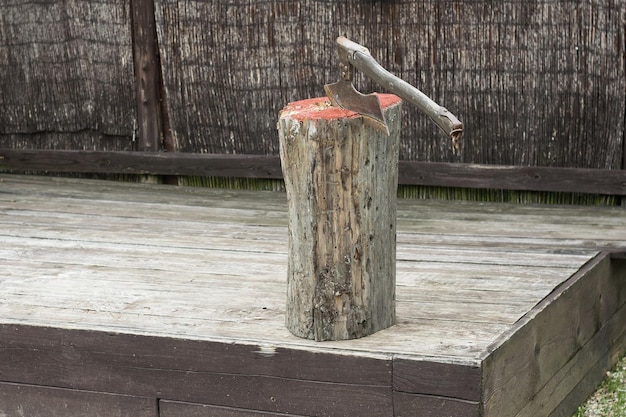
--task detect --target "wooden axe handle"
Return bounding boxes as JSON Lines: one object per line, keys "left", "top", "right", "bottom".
{"left": 336, "top": 36, "right": 463, "bottom": 141}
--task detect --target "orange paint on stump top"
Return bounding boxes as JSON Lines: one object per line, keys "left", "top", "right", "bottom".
{"left": 280, "top": 94, "right": 401, "bottom": 121}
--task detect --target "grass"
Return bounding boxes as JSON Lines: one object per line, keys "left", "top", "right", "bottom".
{"left": 574, "top": 355, "right": 626, "bottom": 417}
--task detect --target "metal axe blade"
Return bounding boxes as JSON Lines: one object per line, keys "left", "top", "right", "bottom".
{"left": 324, "top": 80, "right": 390, "bottom": 135}
{"left": 324, "top": 36, "right": 463, "bottom": 145}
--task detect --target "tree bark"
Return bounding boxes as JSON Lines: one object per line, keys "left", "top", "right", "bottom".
{"left": 278, "top": 94, "right": 402, "bottom": 341}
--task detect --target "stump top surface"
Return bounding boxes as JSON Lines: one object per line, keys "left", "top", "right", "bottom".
{"left": 279, "top": 94, "right": 401, "bottom": 121}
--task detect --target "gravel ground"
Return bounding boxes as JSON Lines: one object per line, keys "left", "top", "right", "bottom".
{"left": 574, "top": 355, "right": 626, "bottom": 417}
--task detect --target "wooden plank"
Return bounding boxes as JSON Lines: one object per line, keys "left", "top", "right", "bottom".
{"left": 0, "top": 251, "right": 517, "bottom": 358}
{"left": 393, "top": 358, "right": 481, "bottom": 402}
{"left": 3, "top": 172, "right": 626, "bottom": 250}
{"left": 481, "top": 252, "right": 626, "bottom": 417}
{"left": 0, "top": 150, "right": 283, "bottom": 179}
{"left": 392, "top": 391, "right": 480, "bottom": 417}
{"left": 0, "top": 310, "right": 505, "bottom": 362}
{"left": 544, "top": 256, "right": 626, "bottom": 417}
{"left": 0, "top": 233, "right": 519, "bottom": 360}
{"left": 0, "top": 256, "right": 577, "bottom": 330}
{"left": 0, "top": 242, "right": 520, "bottom": 359}
{"left": 160, "top": 400, "right": 308, "bottom": 417}
{"left": 0, "top": 325, "right": 394, "bottom": 417}
{"left": 2, "top": 196, "right": 615, "bottom": 260}
{"left": 397, "top": 209, "right": 626, "bottom": 252}
{"left": 517, "top": 275, "right": 626, "bottom": 417}
{"left": 131, "top": 0, "right": 163, "bottom": 152}
{"left": 0, "top": 174, "right": 617, "bottom": 362}
{"left": 3, "top": 152, "right": 626, "bottom": 196}
{"left": 0, "top": 297, "right": 510, "bottom": 359}
{"left": 4, "top": 197, "right": 626, "bottom": 255}
{"left": 0, "top": 177, "right": 619, "bottom": 250}
{"left": 0, "top": 382, "right": 157, "bottom": 417}
{"left": 0, "top": 225, "right": 592, "bottom": 356}
{"left": 398, "top": 161, "right": 626, "bottom": 195}
{"left": 1, "top": 174, "right": 626, "bottom": 416}
{"left": 1, "top": 174, "right": 626, "bottom": 417}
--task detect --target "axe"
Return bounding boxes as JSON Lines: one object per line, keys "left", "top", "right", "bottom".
{"left": 324, "top": 36, "right": 463, "bottom": 147}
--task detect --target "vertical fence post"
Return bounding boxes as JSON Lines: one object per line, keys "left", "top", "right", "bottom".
{"left": 131, "top": 0, "right": 162, "bottom": 152}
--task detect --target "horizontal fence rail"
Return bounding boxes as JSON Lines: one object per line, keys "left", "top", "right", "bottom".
{"left": 1, "top": 149, "right": 625, "bottom": 196}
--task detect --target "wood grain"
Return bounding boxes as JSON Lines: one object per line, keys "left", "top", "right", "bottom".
{"left": 2, "top": 174, "right": 613, "bottom": 361}
{"left": 0, "top": 325, "right": 393, "bottom": 417}
{"left": 398, "top": 161, "right": 626, "bottom": 195}
{"left": 160, "top": 400, "right": 307, "bottom": 417}
{"left": 393, "top": 358, "right": 481, "bottom": 401}
{"left": 278, "top": 96, "right": 402, "bottom": 341}
{"left": 481, "top": 253, "right": 626, "bottom": 417}
{"left": 1, "top": 175, "right": 626, "bottom": 416}
{"left": 392, "top": 391, "right": 480, "bottom": 417}
{"left": 0, "top": 0, "right": 136, "bottom": 143}
{"left": 519, "top": 290, "right": 626, "bottom": 417}
{"left": 3, "top": 150, "right": 626, "bottom": 196}
{"left": 151, "top": 0, "right": 625, "bottom": 167}
{"left": 1, "top": 1, "right": 624, "bottom": 173}
{"left": 0, "top": 382, "right": 157, "bottom": 417}
{"left": 131, "top": 0, "right": 163, "bottom": 152}
{"left": 0, "top": 149, "right": 283, "bottom": 178}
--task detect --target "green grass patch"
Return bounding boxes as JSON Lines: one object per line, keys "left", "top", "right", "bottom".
{"left": 575, "top": 355, "right": 626, "bottom": 416}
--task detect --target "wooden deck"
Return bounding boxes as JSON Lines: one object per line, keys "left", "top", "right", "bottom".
{"left": 1, "top": 174, "right": 625, "bottom": 417}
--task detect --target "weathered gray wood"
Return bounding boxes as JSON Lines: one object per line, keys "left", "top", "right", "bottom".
{"left": 131, "top": 0, "right": 163, "bottom": 152}
{"left": 4, "top": 150, "right": 626, "bottom": 196}
{"left": 481, "top": 253, "right": 626, "bottom": 417}
{"left": 0, "top": 175, "right": 626, "bottom": 417}
{"left": 278, "top": 95, "right": 402, "bottom": 341}
{"left": 1, "top": 1, "right": 624, "bottom": 173}
{"left": 0, "top": 382, "right": 157, "bottom": 417}
{"left": 393, "top": 358, "right": 481, "bottom": 401}
{"left": 397, "top": 161, "right": 626, "bottom": 196}
{"left": 0, "top": 174, "right": 622, "bottom": 358}
{"left": 0, "top": 175, "right": 533, "bottom": 359}
{"left": 521, "top": 294, "right": 626, "bottom": 417}
{"left": 150, "top": 1, "right": 625, "bottom": 169}
{"left": 0, "top": 149, "right": 284, "bottom": 179}
{"left": 0, "top": 0, "right": 136, "bottom": 147}
{"left": 392, "top": 391, "right": 480, "bottom": 417}
{"left": 1, "top": 175, "right": 626, "bottom": 416}
{"left": 0, "top": 325, "right": 394, "bottom": 417}
{"left": 160, "top": 400, "right": 307, "bottom": 417}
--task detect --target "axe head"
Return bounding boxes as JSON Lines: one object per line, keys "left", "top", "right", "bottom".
{"left": 324, "top": 45, "right": 390, "bottom": 135}
{"left": 325, "top": 37, "right": 464, "bottom": 152}
{"left": 324, "top": 80, "right": 390, "bottom": 135}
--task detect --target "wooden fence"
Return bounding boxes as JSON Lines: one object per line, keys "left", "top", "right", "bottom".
{"left": 0, "top": 0, "right": 625, "bottom": 197}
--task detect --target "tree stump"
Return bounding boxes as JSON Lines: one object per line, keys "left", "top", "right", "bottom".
{"left": 278, "top": 94, "right": 402, "bottom": 341}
